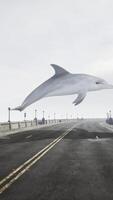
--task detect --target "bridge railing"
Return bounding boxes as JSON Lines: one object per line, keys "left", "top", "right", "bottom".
{"left": 0, "top": 119, "right": 76, "bottom": 132}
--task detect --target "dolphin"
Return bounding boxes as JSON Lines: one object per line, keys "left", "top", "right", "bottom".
{"left": 13, "top": 64, "right": 113, "bottom": 111}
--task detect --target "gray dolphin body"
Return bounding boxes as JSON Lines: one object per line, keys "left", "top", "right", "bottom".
{"left": 14, "top": 64, "right": 113, "bottom": 111}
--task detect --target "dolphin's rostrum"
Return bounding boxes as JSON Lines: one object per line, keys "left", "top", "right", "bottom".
{"left": 14, "top": 64, "right": 113, "bottom": 111}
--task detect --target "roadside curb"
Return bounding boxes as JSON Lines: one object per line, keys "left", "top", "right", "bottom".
{"left": 0, "top": 123, "right": 60, "bottom": 138}
{"left": 100, "top": 122, "right": 113, "bottom": 132}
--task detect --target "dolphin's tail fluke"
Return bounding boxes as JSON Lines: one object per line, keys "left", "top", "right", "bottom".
{"left": 12, "top": 106, "right": 23, "bottom": 112}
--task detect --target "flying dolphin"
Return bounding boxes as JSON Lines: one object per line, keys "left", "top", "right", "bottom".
{"left": 14, "top": 64, "right": 113, "bottom": 111}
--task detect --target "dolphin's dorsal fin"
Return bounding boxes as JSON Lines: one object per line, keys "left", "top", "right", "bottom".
{"left": 51, "top": 64, "right": 70, "bottom": 76}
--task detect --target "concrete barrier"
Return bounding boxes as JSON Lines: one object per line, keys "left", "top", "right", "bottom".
{"left": 0, "top": 123, "right": 10, "bottom": 132}
{"left": 0, "top": 119, "right": 75, "bottom": 133}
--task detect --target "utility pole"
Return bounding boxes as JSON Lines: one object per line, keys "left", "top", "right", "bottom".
{"left": 43, "top": 110, "right": 45, "bottom": 118}
{"left": 8, "top": 107, "right": 11, "bottom": 123}
{"left": 24, "top": 112, "right": 26, "bottom": 121}
{"left": 24, "top": 112, "right": 27, "bottom": 127}
{"left": 8, "top": 107, "right": 11, "bottom": 130}
{"left": 34, "top": 109, "right": 38, "bottom": 125}
{"left": 48, "top": 115, "right": 50, "bottom": 123}
{"left": 42, "top": 110, "right": 45, "bottom": 124}
{"left": 107, "top": 112, "right": 109, "bottom": 119}
{"left": 66, "top": 113, "right": 68, "bottom": 120}
{"left": 109, "top": 110, "right": 112, "bottom": 118}
{"left": 54, "top": 112, "right": 56, "bottom": 123}
{"left": 35, "top": 109, "right": 37, "bottom": 118}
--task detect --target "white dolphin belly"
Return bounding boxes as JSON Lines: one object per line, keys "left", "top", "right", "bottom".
{"left": 47, "top": 85, "right": 78, "bottom": 96}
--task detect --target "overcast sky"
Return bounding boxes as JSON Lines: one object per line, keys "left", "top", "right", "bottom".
{"left": 0, "top": 0, "right": 113, "bottom": 122}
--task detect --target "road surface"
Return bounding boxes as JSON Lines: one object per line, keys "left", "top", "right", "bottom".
{"left": 0, "top": 119, "right": 113, "bottom": 200}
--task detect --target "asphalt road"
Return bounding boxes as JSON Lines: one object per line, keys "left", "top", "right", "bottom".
{"left": 1, "top": 120, "right": 113, "bottom": 200}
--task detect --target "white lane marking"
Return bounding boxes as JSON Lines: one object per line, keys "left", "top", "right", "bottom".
{"left": 26, "top": 135, "right": 32, "bottom": 139}
{"left": 99, "top": 122, "right": 113, "bottom": 132}
{"left": 0, "top": 125, "right": 75, "bottom": 194}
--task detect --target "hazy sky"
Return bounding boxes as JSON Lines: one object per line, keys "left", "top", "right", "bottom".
{"left": 0, "top": 0, "right": 113, "bottom": 121}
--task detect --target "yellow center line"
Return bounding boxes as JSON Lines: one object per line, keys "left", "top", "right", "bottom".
{"left": 0, "top": 125, "right": 75, "bottom": 194}
{"left": 0, "top": 132, "right": 63, "bottom": 186}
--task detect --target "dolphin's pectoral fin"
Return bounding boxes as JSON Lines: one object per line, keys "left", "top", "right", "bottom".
{"left": 51, "top": 64, "right": 70, "bottom": 77}
{"left": 73, "top": 92, "right": 87, "bottom": 106}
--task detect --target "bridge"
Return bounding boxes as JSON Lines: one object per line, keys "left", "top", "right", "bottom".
{"left": 0, "top": 119, "right": 113, "bottom": 199}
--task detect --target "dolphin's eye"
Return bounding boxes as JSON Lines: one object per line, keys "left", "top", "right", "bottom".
{"left": 96, "top": 81, "right": 101, "bottom": 84}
